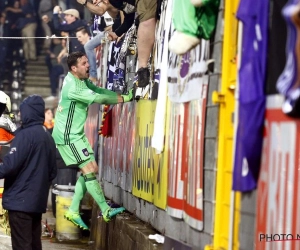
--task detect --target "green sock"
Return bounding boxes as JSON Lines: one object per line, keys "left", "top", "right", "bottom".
{"left": 83, "top": 172, "right": 109, "bottom": 212}
{"left": 69, "top": 175, "right": 87, "bottom": 213}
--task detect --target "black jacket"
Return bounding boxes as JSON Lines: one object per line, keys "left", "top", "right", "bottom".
{"left": 0, "top": 95, "right": 57, "bottom": 213}
{"left": 109, "top": 0, "right": 135, "bottom": 37}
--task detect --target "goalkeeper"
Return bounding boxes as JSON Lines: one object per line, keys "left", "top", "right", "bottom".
{"left": 52, "top": 51, "right": 133, "bottom": 230}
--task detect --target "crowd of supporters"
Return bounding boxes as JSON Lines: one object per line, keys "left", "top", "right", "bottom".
{"left": 0, "top": 0, "right": 89, "bottom": 112}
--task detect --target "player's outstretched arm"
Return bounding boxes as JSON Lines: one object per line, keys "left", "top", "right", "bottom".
{"left": 85, "top": 80, "right": 133, "bottom": 104}
{"left": 93, "top": 89, "right": 133, "bottom": 104}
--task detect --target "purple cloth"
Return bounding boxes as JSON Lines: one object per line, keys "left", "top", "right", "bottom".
{"left": 233, "top": 0, "right": 268, "bottom": 191}
{"left": 276, "top": 0, "right": 298, "bottom": 97}
{"left": 276, "top": 0, "right": 300, "bottom": 116}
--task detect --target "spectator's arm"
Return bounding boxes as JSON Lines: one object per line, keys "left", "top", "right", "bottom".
{"left": 45, "top": 20, "right": 56, "bottom": 35}
{"left": 5, "top": 7, "right": 22, "bottom": 13}
{"left": 52, "top": 13, "right": 62, "bottom": 31}
{"left": 83, "top": 2, "right": 107, "bottom": 16}
{"left": 104, "top": 25, "right": 112, "bottom": 31}
{"left": 57, "top": 47, "right": 68, "bottom": 63}
{"left": 113, "top": 12, "right": 135, "bottom": 37}
{"left": 107, "top": 31, "right": 118, "bottom": 41}
{"left": 78, "top": 0, "right": 119, "bottom": 18}
{"left": 120, "top": 10, "right": 124, "bottom": 24}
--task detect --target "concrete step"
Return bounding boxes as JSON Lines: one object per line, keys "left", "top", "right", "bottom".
{"left": 24, "top": 86, "right": 51, "bottom": 97}
{"left": 25, "top": 69, "right": 49, "bottom": 77}
{"left": 24, "top": 73, "right": 48, "bottom": 79}
{"left": 25, "top": 73, "right": 49, "bottom": 79}
{"left": 27, "top": 57, "right": 48, "bottom": 66}
{"left": 25, "top": 75, "right": 50, "bottom": 83}
{"left": 24, "top": 81, "right": 50, "bottom": 87}
{"left": 22, "top": 49, "right": 55, "bottom": 107}
{"left": 89, "top": 204, "right": 163, "bottom": 250}
{"left": 26, "top": 64, "right": 48, "bottom": 71}
{"left": 24, "top": 82, "right": 50, "bottom": 88}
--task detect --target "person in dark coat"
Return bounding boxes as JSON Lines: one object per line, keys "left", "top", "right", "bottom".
{"left": 0, "top": 95, "right": 57, "bottom": 250}
{"left": 52, "top": 7, "right": 88, "bottom": 53}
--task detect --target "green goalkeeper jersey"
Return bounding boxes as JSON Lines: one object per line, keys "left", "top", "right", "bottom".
{"left": 52, "top": 72, "right": 119, "bottom": 145}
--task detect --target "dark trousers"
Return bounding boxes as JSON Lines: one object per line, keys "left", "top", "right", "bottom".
{"left": 8, "top": 210, "right": 42, "bottom": 250}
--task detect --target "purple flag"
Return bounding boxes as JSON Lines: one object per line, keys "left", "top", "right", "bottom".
{"left": 233, "top": 0, "right": 268, "bottom": 191}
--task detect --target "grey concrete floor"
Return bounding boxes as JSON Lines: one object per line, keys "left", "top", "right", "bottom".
{"left": 41, "top": 236, "right": 91, "bottom": 250}
{"left": 41, "top": 210, "right": 91, "bottom": 250}
{"left": 0, "top": 210, "right": 91, "bottom": 250}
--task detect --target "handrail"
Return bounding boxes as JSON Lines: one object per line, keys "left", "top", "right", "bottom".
{"left": 53, "top": 184, "right": 75, "bottom": 191}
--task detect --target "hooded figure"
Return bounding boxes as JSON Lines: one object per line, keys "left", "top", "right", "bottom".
{"left": 0, "top": 95, "right": 57, "bottom": 250}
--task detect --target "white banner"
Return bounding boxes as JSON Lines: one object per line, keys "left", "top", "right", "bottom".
{"left": 167, "top": 40, "right": 209, "bottom": 103}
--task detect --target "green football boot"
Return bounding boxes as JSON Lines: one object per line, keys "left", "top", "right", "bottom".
{"left": 102, "top": 207, "right": 126, "bottom": 222}
{"left": 64, "top": 210, "right": 89, "bottom": 230}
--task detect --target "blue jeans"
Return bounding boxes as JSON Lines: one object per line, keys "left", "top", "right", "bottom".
{"left": 84, "top": 32, "right": 105, "bottom": 79}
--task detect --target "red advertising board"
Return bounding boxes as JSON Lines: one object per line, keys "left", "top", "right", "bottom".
{"left": 256, "top": 95, "right": 300, "bottom": 249}
{"left": 167, "top": 102, "right": 189, "bottom": 218}
{"left": 167, "top": 95, "right": 207, "bottom": 230}
{"left": 183, "top": 97, "right": 207, "bottom": 230}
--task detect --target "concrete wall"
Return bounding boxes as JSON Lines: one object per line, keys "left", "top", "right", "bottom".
{"left": 239, "top": 191, "right": 257, "bottom": 250}
{"left": 89, "top": 202, "right": 164, "bottom": 250}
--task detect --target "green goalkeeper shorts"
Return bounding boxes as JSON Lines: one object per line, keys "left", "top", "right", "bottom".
{"left": 56, "top": 136, "right": 95, "bottom": 169}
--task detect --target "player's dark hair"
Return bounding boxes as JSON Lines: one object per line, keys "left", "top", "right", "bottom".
{"left": 67, "top": 51, "right": 86, "bottom": 70}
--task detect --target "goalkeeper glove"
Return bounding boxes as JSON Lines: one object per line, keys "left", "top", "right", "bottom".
{"left": 121, "top": 88, "right": 134, "bottom": 102}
